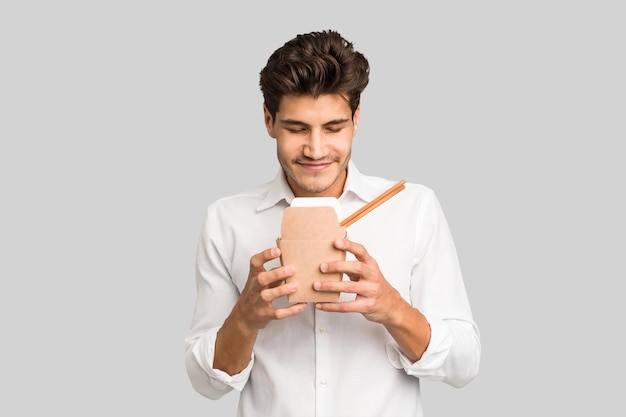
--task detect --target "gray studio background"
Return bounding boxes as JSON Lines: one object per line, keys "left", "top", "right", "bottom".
{"left": 1, "top": 1, "right": 624, "bottom": 416}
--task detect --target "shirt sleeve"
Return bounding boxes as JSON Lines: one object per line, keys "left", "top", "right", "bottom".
{"left": 184, "top": 206, "right": 254, "bottom": 399}
{"left": 386, "top": 315, "right": 480, "bottom": 388}
{"left": 185, "top": 327, "right": 254, "bottom": 398}
{"left": 392, "top": 189, "right": 481, "bottom": 387}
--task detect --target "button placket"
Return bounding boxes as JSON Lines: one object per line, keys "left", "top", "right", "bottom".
{"left": 314, "top": 310, "right": 333, "bottom": 414}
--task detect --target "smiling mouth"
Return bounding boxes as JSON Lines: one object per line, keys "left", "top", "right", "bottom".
{"left": 297, "top": 157, "right": 335, "bottom": 166}
{"left": 297, "top": 161, "right": 332, "bottom": 171}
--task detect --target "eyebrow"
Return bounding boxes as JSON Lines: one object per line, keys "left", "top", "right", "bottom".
{"left": 279, "top": 118, "right": 351, "bottom": 127}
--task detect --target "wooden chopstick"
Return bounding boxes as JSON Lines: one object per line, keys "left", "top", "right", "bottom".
{"left": 339, "top": 179, "right": 406, "bottom": 227}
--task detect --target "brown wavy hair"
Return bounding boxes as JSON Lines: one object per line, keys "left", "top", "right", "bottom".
{"left": 260, "top": 30, "right": 370, "bottom": 120}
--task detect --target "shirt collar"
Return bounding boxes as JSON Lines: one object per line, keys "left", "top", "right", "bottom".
{"left": 341, "top": 160, "right": 380, "bottom": 203}
{"left": 256, "top": 160, "right": 373, "bottom": 212}
{"left": 257, "top": 168, "right": 296, "bottom": 212}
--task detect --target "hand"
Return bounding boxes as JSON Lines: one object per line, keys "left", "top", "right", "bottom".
{"left": 313, "top": 238, "right": 431, "bottom": 361}
{"left": 233, "top": 247, "right": 308, "bottom": 333}
{"left": 313, "top": 238, "right": 406, "bottom": 325}
{"left": 214, "top": 247, "right": 308, "bottom": 375}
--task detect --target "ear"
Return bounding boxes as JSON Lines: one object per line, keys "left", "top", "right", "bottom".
{"left": 263, "top": 104, "right": 276, "bottom": 138}
{"left": 352, "top": 104, "right": 361, "bottom": 136}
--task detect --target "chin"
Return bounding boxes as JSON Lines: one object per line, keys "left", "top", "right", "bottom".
{"left": 284, "top": 163, "right": 343, "bottom": 195}
{"left": 301, "top": 179, "right": 337, "bottom": 195}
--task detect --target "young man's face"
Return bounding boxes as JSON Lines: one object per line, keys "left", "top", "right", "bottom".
{"left": 264, "top": 94, "right": 359, "bottom": 198}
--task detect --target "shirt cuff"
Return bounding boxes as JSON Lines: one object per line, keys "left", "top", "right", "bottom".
{"left": 385, "top": 313, "right": 451, "bottom": 380}
{"left": 192, "top": 326, "right": 254, "bottom": 392}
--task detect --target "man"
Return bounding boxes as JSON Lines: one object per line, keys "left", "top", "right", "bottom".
{"left": 185, "top": 30, "right": 480, "bottom": 417}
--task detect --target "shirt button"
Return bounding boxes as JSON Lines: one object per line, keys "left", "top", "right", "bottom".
{"left": 319, "top": 326, "right": 327, "bottom": 333}
{"left": 390, "top": 353, "right": 399, "bottom": 362}
{"left": 319, "top": 380, "right": 328, "bottom": 388}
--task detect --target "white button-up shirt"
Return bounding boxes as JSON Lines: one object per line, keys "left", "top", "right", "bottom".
{"left": 185, "top": 161, "right": 480, "bottom": 417}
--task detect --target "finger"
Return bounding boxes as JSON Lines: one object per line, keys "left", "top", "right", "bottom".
{"left": 313, "top": 279, "right": 360, "bottom": 294}
{"left": 316, "top": 278, "right": 382, "bottom": 299}
{"left": 274, "top": 302, "right": 308, "bottom": 319}
{"left": 260, "top": 281, "right": 299, "bottom": 302}
{"left": 334, "top": 238, "right": 374, "bottom": 263}
{"left": 250, "top": 247, "right": 282, "bottom": 270}
{"left": 320, "top": 258, "right": 366, "bottom": 278}
{"left": 258, "top": 264, "right": 294, "bottom": 287}
{"left": 315, "top": 300, "right": 360, "bottom": 313}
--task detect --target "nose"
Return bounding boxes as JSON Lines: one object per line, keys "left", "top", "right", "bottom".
{"left": 302, "top": 129, "right": 325, "bottom": 160}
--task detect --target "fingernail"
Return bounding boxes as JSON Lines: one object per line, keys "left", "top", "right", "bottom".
{"left": 320, "top": 263, "right": 328, "bottom": 272}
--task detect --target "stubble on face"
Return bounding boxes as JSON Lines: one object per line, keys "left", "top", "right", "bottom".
{"left": 279, "top": 149, "right": 351, "bottom": 196}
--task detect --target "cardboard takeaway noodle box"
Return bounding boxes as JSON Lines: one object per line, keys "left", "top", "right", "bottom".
{"left": 277, "top": 201, "right": 346, "bottom": 303}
